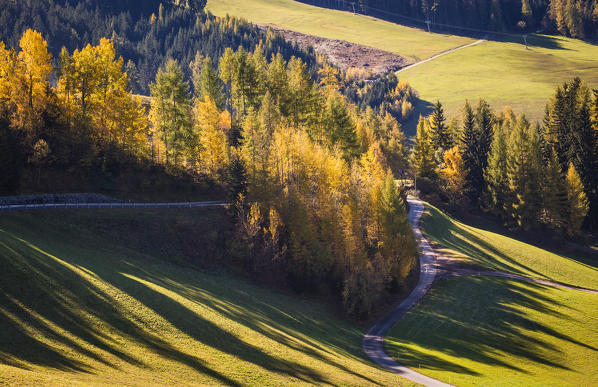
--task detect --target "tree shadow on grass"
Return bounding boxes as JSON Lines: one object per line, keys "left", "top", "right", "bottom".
{"left": 0, "top": 221, "right": 345, "bottom": 385}
{"left": 401, "top": 98, "right": 435, "bottom": 140}
{"left": 421, "top": 206, "right": 547, "bottom": 277}
{"left": 0, "top": 230, "right": 267, "bottom": 386}
{"left": 120, "top": 263, "right": 381, "bottom": 385}
{"left": 423, "top": 205, "right": 598, "bottom": 275}
{"left": 386, "top": 276, "right": 597, "bottom": 379}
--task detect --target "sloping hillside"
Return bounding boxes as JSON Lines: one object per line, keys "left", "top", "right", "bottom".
{"left": 0, "top": 208, "right": 413, "bottom": 385}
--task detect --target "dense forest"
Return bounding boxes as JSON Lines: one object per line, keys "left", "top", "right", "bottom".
{"left": 299, "top": 0, "right": 598, "bottom": 39}
{"left": 0, "top": 0, "right": 317, "bottom": 95}
{"left": 0, "top": 29, "right": 417, "bottom": 318}
{"left": 411, "top": 79, "right": 598, "bottom": 233}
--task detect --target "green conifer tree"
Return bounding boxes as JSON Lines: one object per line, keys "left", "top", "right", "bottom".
{"left": 566, "top": 162, "right": 589, "bottom": 236}
{"left": 485, "top": 124, "right": 509, "bottom": 219}
{"left": 429, "top": 100, "right": 451, "bottom": 151}
{"left": 411, "top": 116, "right": 436, "bottom": 179}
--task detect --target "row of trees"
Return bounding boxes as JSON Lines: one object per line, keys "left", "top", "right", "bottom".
{"left": 147, "top": 45, "right": 417, "bottom": 317}
{"left": 411, "top": 78, "right": 597, "bottom": 235}
{"left": 0, "top": 28, "right": 417, "bottom": 318}
{"left": 0, "top": 0, "right": 317, "bottom": 95}
{"left": 300, "top": 0, "right": 598, "bottom": 39}
{"left": 0, "top": 30, "right": 150, "bottom": 192}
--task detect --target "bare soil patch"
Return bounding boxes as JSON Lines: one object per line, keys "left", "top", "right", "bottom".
{"left": 261, "top": 25, "right": 408, "bottom": 76}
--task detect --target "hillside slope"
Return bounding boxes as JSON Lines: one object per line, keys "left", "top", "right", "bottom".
{"left": 0, "top": 208, "right": 413, "bottom": 385}
{"left": 206, "top": 0, "right": 474, "bottom": 63}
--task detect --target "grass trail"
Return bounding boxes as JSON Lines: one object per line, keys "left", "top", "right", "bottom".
{"left": 0, "top": 209, "right": 413, "bottom": 386}
{"left": 206, "top": 0, "right": 474, "bottom": 63}
{"left": 386, "top": 276, "right": 598, "bottom": 386}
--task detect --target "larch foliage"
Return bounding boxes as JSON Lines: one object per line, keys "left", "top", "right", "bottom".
{"left": 566, "top": 163, "right": 589, "bottom": 236}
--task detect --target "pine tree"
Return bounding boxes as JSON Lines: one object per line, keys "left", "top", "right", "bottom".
{"left": 506, "top": 116, "right": 543, "bottom": 230}
{"left": 543, "top": 148, "right": 568, "bottom": 231}
{"left": 429, "top": 100, "right": 451, "bottom": 151}
{"left": 461, "top": 99, "right": 493, "bottom": 201}
{"left": 410, "top": 116, "right": 436, "bottom": 179}
{"left": 149, "top": 59, "right": 193, "bottom": 165}
{"left": 485, "top": 124, "right": 509, "bottom": 218}
{"left": 198, "top": 56, "right": 225, "bottom": 110}
{"left": 323, "top": 92, "right": 360, "bottom": 161}
{"left": 566, "top": 162, "right": 589, "bottom": 236}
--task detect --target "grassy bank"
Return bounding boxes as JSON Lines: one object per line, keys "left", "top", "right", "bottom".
{"left": 0, "top": 208, "right": 413, "bottom": 385}
{"left": 386, "top": 276, "right": 598, "bottom": 386}
{"left": 420, "top": 203, "right": 598, "bottom": 289}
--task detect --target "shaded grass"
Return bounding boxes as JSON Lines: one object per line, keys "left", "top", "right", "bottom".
{"left": 0, "top": 209, "right": 414, "bottom": 386}
{"left": 206, "top": 0, "right": 474, "bottom": 63}
{"left": 386, "top": 276, "right": 598, "bottom": 386}
{"left": 421, "top": 203, "right": 598, "bottom": 289}
{"left": 400, "top": 34, "right": 598, "bottom": 134}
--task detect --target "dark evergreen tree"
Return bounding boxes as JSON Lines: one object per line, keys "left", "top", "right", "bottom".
{"left": 429, "top": 100, "right": 451, "bottom": 151}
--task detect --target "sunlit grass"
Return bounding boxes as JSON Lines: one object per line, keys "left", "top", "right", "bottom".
{"left": 206, "top": 0, "right": 474, "bottom": 63}
{"left": 421, "top": 203, "right": 598, "bottom": 289}
{"left": 0, "top": 209, "right": 414, "bottom": 386}
{"left": 400, "top": 34, "right": 598, "bottom": 125}
{"left": 386, "top": 276, "right": 598, "bottom": 386}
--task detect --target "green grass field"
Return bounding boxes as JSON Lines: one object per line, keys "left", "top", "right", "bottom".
{"left": 206, "top": 0, "right": 474, "bottom": 63}
{"left": 386, "top": 276, "right": 598, "bottom": 386}
{"left": 0, "top": 209, "right": 413, "bottom": 386}
{"left": 400, "top": 34, "right": 598, "bottom": 126}
{"left": 421, "top": 203, "right": 598, "bottom": 290}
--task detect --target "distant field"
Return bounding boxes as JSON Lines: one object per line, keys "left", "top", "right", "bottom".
{"left": 400, "top": 34, "right": 598, "bottom": 126}
{"left": 386, "top": 276, "right": 598, "bottom": 386}
{"left": 421, "top": 203, "right": 598, "bottom": 290}
{"left": 0, "top": 209, "right": 413, "bottom": 386}
{"left": 206, "top": 0, "right": 474, "bottom": 63}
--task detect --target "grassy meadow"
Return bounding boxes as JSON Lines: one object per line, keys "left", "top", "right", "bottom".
{"left": 386, "top": 275, "right": 598, "bottom": 386}
{"left": 206, "top": 0, "right": 474, "bottom": 63}
{"left": 421, "top": 203, "right": 598, "bottom": 290}
{"left": 399, "top": 34, "right": 598, "bottom": 126}
{"left": 0, "top": 209, "right": 413, "bottom": 386}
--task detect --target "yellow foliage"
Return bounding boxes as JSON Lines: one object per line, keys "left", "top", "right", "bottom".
{"left": 439, "top": 145, "right": 468, "bottom": 203}
{"left": 11, "top": 29, "right": 53, "bottom": 132}
{"left": 196, "top": 96, "right": 230, "bottom": 176}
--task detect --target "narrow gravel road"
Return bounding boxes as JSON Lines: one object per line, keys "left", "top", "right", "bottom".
{"left": 397, "top": 37, "right": 486, "bottom": 73}
{"left": 362, "top": 197, "right": 449, "bottom": 387}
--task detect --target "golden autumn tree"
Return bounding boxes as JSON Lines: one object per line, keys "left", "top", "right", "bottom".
{"left": 196, "top": 96, "right": 230, "bottom": 177}
{"left": 12, "top": 29, "right": 53, "bottom": 133}
{"left": 0, "top": 42, "right": 16, "bottom": 106}
{"left": 439, "top": 145, "right": 468, "bottom": 204}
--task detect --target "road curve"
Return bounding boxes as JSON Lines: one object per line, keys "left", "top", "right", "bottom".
{"left": 363, "top": 197, "right": 450, "bottom": 387}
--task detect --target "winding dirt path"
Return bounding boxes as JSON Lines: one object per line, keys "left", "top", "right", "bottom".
{"left": 363, "top": 197, "right": 598, "bottom": 386}
{"left": 397, "top": 37, "right": 487, "bottom": 73}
